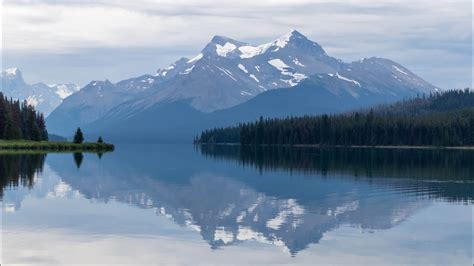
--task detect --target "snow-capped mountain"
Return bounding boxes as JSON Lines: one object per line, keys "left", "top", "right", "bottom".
{"left": 49, "top": 30, "right": 341, "bottom": 134}
{"left": 147, "top": 30, "right": 341, "bottom": 113}
{"left": 47, "top": 30, "right": 438, "bottom": 138}
{"left": 0, "top": 68, "right": 79, "bottom": 116}
{"left": 46, "top": 75, "right": 168, "bottom": 136}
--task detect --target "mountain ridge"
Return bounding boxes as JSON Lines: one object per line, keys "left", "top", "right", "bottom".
{"left": 46, "top": 30, "right": 438, "bottom": 140}
{"left": 0, "top": 68, "right": 79, "bottom": 116}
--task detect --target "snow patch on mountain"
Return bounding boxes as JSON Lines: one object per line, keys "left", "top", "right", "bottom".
{"left": 49, "top": 83, "right": 80, "bottom": 99}
{"left": 54, "top": 85, "right": 74, "bottom": 99}
{"left": 287, "top": 73, "right": 308, "bottom": 86}
{"left": 240, "top": 91, "right": 253, "bottom": 96}
{"left": 216, "top": 66, "right": 237, "bottom": 81}
{"left": 26, "top": 95, "right": 42, "bottom": 107}
{"left": 335, "top": 73, "right": 361, "bottom": 87}
{"left": 249, "top": 74, "right": 260, "bottom": 83}
{"left": 238, "top": 30, "right": 306, "bottom": 59}
{"left": 4, "top": 68, "right": 19, "bottom": 76}
{"left": 238, "top": 64, "right": 249, "bottom": 74}
{"left": 188, "top": 53, "right": 203, "bottom": 64}
{"left": 273, "top": 30, "right": 294, "bottom": 48}
{"left": 216, "top": 42, "right": 237, "bottom": 57}
{"left": 238, "top": 43, "right": 273, "bottom": 59}
{"left": 393, "top": 65, "right": 408, "bottom": 75}
{"left": 181, "top": 65, "right": 195, "bottom": 75}
{"left": 268, "top": 59, "right": 290, "bottom": 70}
{"left": 293, "top": 58, "right": 305, "bottom": 67}
{"left": 268, "top": 59, "right": 307, "bottom": 86}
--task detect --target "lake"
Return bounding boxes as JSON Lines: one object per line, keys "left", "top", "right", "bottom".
{"left": 1, "top": 145, "right": 473, "bottom": 265}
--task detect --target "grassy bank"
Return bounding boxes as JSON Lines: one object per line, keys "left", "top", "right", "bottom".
{"left": 0, "top": 140, "right": 114, "bottom": 152}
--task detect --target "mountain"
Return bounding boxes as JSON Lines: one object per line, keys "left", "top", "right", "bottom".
{"left": 47, "top": 30, "right": 343, "bottom": 135}
{"left": 147, "top": 30, "right": 341, "bottom": 112}
{"left": 46, "top": 74, "right": 172, "bottom": 136}
{"left": 209, "top": 59, "right": 441, "bottom": 123}
{"left": 47, "top": 30, "right": 438, "bottom": 140}
{"left": 87, "top": 69, "right": 439, "bottom": 143}
{"left": 0, "top": 68, "right": 79, "bottom": 116}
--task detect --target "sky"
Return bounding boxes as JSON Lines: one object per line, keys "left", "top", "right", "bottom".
{"left": 1, "top": 0, "right": 472, "bottom": 89}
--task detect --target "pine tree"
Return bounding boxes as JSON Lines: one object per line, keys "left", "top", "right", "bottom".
{"left": 0, "top": 92, "right": 48, "bottom": 141}
{"left": 73, "top": 128, "right": 84, "bottom": 144}
{"left": 97, "top": 136, "right": 104, "bottom": 143}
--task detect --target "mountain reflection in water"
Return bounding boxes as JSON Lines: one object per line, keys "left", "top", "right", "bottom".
{"left": 198, "top": 145, "right": 474, "bottom": 203}
{"left": 1, "top": 145, "right": 473, "bottom": 257}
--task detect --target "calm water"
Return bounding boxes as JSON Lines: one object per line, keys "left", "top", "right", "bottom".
{"left": 1, "top": 145, "right": 473, "bottom": 265}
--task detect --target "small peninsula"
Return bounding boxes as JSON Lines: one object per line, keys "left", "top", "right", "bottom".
{"left": 0, "top": 93, "right": 114, "bottom": 152}
{"left": 0, "top": 140, "right": 114, "bottom": 152}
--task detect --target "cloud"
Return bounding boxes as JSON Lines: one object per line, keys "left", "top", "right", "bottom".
{"left": 2, "top": 0, "right": 472, "bottom": 88}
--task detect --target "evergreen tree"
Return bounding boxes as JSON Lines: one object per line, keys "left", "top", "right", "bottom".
{"left": 73, "top": 128, "right": 84, "bottom": 144}
{"left": 0, "top": 93, "right": 48, "bottom": 141}
{"left": 97, "top": 136, "right": 104, "bottom": 143}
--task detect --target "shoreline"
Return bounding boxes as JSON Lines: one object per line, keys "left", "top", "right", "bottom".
{"left": 197, "top": 143, "right": 474, "bottom": 150}
{"left": 0, "top": 140, "right": 115, "bottom": 152}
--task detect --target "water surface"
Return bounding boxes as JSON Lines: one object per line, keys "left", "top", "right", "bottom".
{"left": 1, "top": 145, "right": 473, "bottom": 265}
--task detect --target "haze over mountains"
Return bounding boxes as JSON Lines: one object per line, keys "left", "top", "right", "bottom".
{"left": 18, "top": 30, "right": 438, "bottom": 141}
{"left": 0, "top": 68, "right": 80, "bottom": 116}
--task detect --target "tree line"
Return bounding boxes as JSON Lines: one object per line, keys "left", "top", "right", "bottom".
{"left": 356, "top": 88, "right": 474, "bottom": 116}
{"left": 0, "top": 92, "right": 48, "bottom": 141}
{"left": 196, "top": 89, "right": 474, "bottom": 147}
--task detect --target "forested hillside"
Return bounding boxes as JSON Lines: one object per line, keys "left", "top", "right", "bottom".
{"left": 196, "top": 89, "right": 474, "bottom": 147}
{"left": 361, "top": 89, "right": 474, "bottom": 116}
{"left": 0, "top": 92, "right": 48, "bottom": 141}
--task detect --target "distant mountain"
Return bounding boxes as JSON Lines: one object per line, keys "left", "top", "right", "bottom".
{"left": 47, "top": 30, "right": 344, "bottom": 135}
{"left": 87, "top": 73, "right": 439, "bottom": 143}
{"left": 148, "top": 30, "right": 341, "bottom": 112}
{"left": 46, "top": 74, "right": 172, "bottom": 136}
{"left": 0, "top": 68, "right": 79, "bottom": 116}
{"left": 209, "top": 59, "right": 441, "bottom": 123}
{"left": 47, "top": 30, "right": 438, "bottom": 140}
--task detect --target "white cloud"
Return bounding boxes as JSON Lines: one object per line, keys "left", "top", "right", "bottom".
{"left": 3, "top": 0, "right": 471, "bottom": 52}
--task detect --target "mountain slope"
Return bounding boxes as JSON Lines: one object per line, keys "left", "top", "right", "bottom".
{"left": 102, "top": 30, "right": 435, "bottom": 123}
{"left": 47, "top": 30, "right": 350, "bottom": 135}
{"left": 50, "top": 30, "right": 438, "bottom": 140}
{"left": 147, "top": 30, "right": 342, "bottom": 112}
{"left": 209, "top": 57, "right": 439, "bottom": 122}
{"left": 87, "top": 73, "right": 438, "bottom": 143}
{"left": 46, "top": 73, "right": 174, "bottom": 136}
{"left": 0, "top": 68, "right": 79, "bottom": 116}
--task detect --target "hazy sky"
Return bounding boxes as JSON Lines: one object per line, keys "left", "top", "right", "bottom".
{"left": 2, "top": 0, "right": 472, "bottom": 89}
